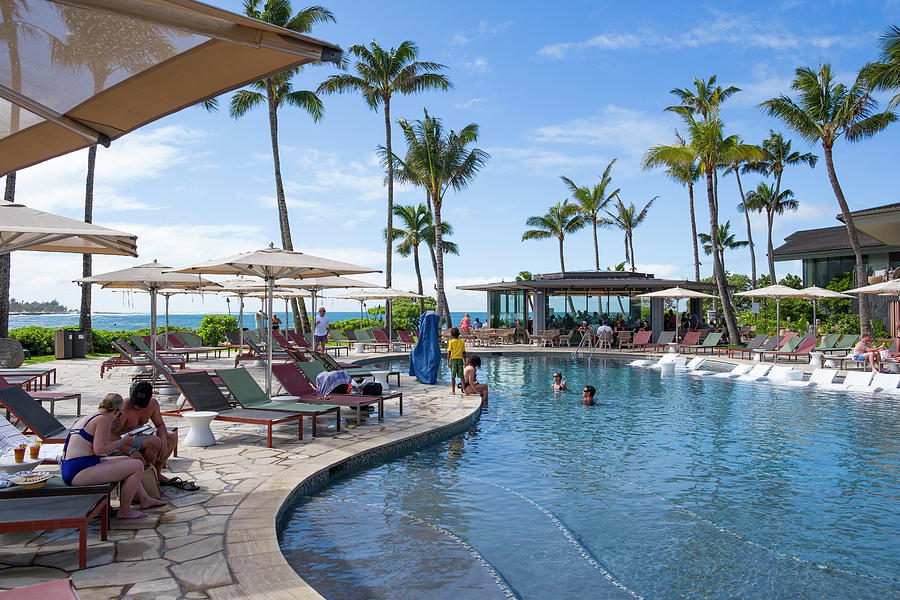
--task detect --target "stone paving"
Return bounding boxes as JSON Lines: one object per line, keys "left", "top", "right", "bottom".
{"left": 0, "top": 349, "right": 482, "bottom": 599}
{"left": 0, "top": 344, "right": 843, "bottom": 598}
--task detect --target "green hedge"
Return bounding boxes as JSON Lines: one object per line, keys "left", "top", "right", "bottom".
{"left": 7, "top": 314, "right": 236, "bottom": 355}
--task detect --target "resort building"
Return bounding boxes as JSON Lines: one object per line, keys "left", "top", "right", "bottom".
{"left": 458, "top": 271, "right": 716, "bottom": 341}
{"left": 773, "top": 201, "right": 900, "bottom": 329}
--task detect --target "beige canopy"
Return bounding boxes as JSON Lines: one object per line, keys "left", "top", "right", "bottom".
{"left": 0, "top": 203, "right": 137, "bottom": 256}
{"left": 637, "top": 287, "right": 717, "bottom": 300}
{"left": 0, "top": 0, "right": 342, "bottom": 176}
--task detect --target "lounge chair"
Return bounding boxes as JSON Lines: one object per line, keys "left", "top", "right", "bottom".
{"left": 130, "top": 336, "right": 188, "bottom": 363}
{"left": 0, "top": 413, "right": 62, "bottom": 462}
{"left": 822, "top": 335, "right": 859, "bottom": 356}
{"left": 343, "top": 329, "right": 359, "bottom": 343}
{"left": 774, "top": 331, "right": 798, "bottom": 349}
{"left": 0, "top": 386, "right": 68, "bottom": 442}
{"left": 736, "top": 363, "right": 772, "bottom": 382}
{"left": 215, "top": 368, "right": 340, "bottom": 437}
{"left": 243, "top": 337, "right": 292, "bottom": 363}
{"left": 0, "top": 367, "right": 56, "bottom": 389}
{"left": 813, "top": 333, "right": 841, "bottom": 351}
{"left": 0, "top": 494, "right": 108, "bottom": 569}
{"left": 0, "top": 374, "right": 81, "bottom": 417}
{"left": 726, "top": 334, "right": 770, "bottom": 359}
{"left": 713, "top": 364, "right": 753, "bottom": 378}
{"left": 872, "top": 373, "right": 900, "bottom": 393}
{"left": 841, "top": 370, "right": 874, "bottom": 391}
{"left": 272, "top": 363, "right": 394, "bottom": 425}
{"left": 171, "top": 371, "right": 303, "bottom": 447}
{"left": 296, "top": 361, "right": 400, "bottom": 405}
{"left": 682, "top": 332, "right": 722, "bottom": 354}
{"left": 398, "top": 330, "right": 417, "bottom": 348}
{"left": 758, "top": 336, "right": 820, "bottom": 363}
{"left": 166, "top": 332, "right": 224, "bottom": 359}
{"left": 621, "top": 330, "right": 652, "bottom": 351}
{"left": 0, "top": 578, "right": 80, "bottom": 599}
{"left": 645, "top": 331, "right": 676, "bottom": 353}
{"left": 672, "top": 331, "right": 702, "bottom": 353}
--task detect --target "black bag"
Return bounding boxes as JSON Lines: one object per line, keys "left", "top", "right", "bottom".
{"left": 360, "top": 382, "right": 382, "bottom": 396}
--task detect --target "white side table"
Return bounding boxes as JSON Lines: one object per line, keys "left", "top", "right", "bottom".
{"left": 183, "top": 411, "right": 218, "bottom": 447}
{"left": 809, "top": 351, "right": 824, "bottom": 368}
{"left": 666, "top": 343, "right": 679, "bottom": 353}
{"left": 370, "top": 370, "right": 392, "bottom": 390}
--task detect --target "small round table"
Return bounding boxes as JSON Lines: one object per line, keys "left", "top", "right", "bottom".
{"left": 808, "top": 351, "right": 824, "bottom": 368}
{"left": 0, "top": 455, "right": 40, "bottom": 475}
{"left": 665, "top": 343, "right": 679, "bottom": 353}
{"left": 183, "top": 411, "right": 218, "bottom": 447}
{"left": 370, "top": 370, "right": 392, "bottom": 390}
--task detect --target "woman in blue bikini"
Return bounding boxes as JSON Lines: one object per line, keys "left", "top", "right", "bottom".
{"left": 61, "top": 393, "right": 167, "bottom": 519}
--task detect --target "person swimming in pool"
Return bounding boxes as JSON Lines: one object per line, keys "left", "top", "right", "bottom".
{"left": 582, "top": 385, "right": 596, "bottom": 406}
{"left": 551, "top": 372, "right": 567, "bottom": 391}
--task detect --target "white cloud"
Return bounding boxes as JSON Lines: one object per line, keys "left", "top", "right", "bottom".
{"left": 487, "top": 146, "right": 618, "bottom": 174}
{"left": 462, "top": 57, "right": 489, "bottom": 71}
{"left": 454, "top": 97, "right": 486, "bottom": 110}
{"left": 450, "top": 20, "right": 512, "bottom": 46}
{"left": 537, "top": 13, "right": 871, "bottom": 59}
{"left": 633, "top": 263, "right": 683, "bottom": 279}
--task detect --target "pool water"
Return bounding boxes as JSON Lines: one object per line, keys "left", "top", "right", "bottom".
{"left": 279, "top": 355, "right": 900, "bottom": 599}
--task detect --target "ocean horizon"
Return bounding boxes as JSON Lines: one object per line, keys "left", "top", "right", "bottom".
{"left": 8, "top": 311, "right": 489, "bottom": 331}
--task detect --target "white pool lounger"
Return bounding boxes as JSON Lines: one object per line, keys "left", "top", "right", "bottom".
{"left": 713, "top": 364, "right": 753, "bottom": 379}
{"left": 841, "top": 370, "right": 875, "bottom": 392}
{"left": 785, "top": 368, "right": 839, "bottom": 388}
{"left": 871, "top": 373, "right": 900, "bottom": 393}
{"left": 684, "top": 357, "right": 707, "bottom": 372}
{"left": 763, "top": 366, "right": 795, "bottom": 383}
{"left": 736, "top": 363, "right": 772, "bottom": 382}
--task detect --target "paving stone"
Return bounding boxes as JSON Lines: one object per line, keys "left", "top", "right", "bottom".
{"left": 163, "top": 535, "right": 223, "bottom": 563}
{"left": 156, "top": 522, "right": 190, "bottom": 538}
{"left": 0, "top": 566, "right": 67, "bottom": 589}
{"left": 162, "top": 534, "right": 212, "bottom": 550}
{"left": 125, "top": 576, "right": 181, "bottom": 596}
{"left": 207, "top": 505, "right": 236, "bottom": 515}
{"left": 116, "top": 537, "right": 162, "bottom": 561}
{"left": 71, "top": 558, "right": 171, "bottom": 588}
{"left": 169, "top": 492, "right": 213, "bottom": 508}
{"left": 109, "top": 514, "right": 161, "bottom": 530}
{"left": 170, "top": 552, "right": 232, "bottom": 591}
{"left": 204, "top": 492, "right": 246, "bottom": 507}
{"left": 0, "top": 546, "right": 37, "bottom": 567}
{"left": 159, "top": 506, "right": 207, "bottom": 524}
{"left": 72, "top": 585, "right": 126, "bottom": 600}
{"left": 189, "top": 515, "right": 229, "bottom": 535}
{"left": 33, "top": 543, "right": 115, "bottom": 571}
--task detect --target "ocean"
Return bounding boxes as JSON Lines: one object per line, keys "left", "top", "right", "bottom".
{"left": 7, "top": 311, "right": 489, "bottom": 331}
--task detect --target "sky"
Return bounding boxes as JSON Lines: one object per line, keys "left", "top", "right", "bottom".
{"left": 7, "top": 0, "right": 900, "bottom": 315}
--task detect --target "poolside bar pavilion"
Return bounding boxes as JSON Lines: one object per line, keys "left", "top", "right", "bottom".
{"left": 458, "top": 271, "right": 717, "bottom": 342}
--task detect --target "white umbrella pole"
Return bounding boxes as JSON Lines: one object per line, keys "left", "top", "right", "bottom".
{"left": 812, "top": 300, "right": 817, "bottom": 332}
{"left": 776, "top": 298, "right": 781, "bottom": 336}
{"left": 150, "top": 288, "right": 158, "bottom": 374}
{"left": 165, "top": 294, "right": 170, "bottom": 348}
{"left": 359, "top": 300, "right": 364, "bottom": 327}
{"left": 284, "top": 298, "right": 289, "bottom": 330}
{"left": 266, "top": 278, "right": 274, "bottom": 397}
{"left": 238, "top": 293, "right": 244, "bottom": 356}
{"left": 311, "top": 291, "right": 317, "bottom": 318}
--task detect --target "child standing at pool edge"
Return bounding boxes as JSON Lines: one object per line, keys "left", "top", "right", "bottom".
{"left": 448, "top": 327, "right": 466, "bottom": 395}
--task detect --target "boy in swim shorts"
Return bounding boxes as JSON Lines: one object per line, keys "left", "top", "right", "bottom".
{"left": 447, "top": 327, "right": 466, "bottom": 395}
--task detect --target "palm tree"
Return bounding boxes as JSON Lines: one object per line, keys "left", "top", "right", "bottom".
{"left": 741, "top": 182, "right": 799, "bottom": 283}
{"left": 722, "top": 141, "right": 762, "bottom": 287}
{"left": 560, "top": 158, "right": 619, "bottom": 270}
{"left": 604, "top": 196, "right": 656, "bottom": 271}
{"left": 318, "top": 41, "right": 451, "bottom": 329}
{"left": 666, "top": 75, "right": 740, "bottom": 120}
{"left": 387, "top": 204, "right": 458, "bottom": 315}
{"left": 652, "top": 132, "right": 702, "bottom": 281}
{"left": 50, "top": 6, "right": 175, "bottom": 349}
{"left": 698, "top": 220, "right": 748, "bottom": 270}
{"left": 760, "top": 64, "right": 896, "bottom": 333}
{"left": 390, "top": 111, "right": 488, "bottom": 324}
{"left": 522, "top": 201, "right": 585, "bottom": 272}
{"left": 862, "top": 25, "right": 900, "bottom": 109}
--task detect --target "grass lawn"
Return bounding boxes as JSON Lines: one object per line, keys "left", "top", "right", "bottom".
{"left": 24, "top": 353, "right": 116, "bottom": 365}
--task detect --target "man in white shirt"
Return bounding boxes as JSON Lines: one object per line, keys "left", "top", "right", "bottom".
{"left": 596, "top": 320, "right": 613, "bottom": 347}
{"left": 314, "top": 307, "right": 330, "bottom": 352}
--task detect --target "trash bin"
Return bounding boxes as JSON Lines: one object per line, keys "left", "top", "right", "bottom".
{"left": 72, "top": 330, "right": 86, "bottom": 358}
{"left": 54, "top": 329, "right": 72, "bottom": 359}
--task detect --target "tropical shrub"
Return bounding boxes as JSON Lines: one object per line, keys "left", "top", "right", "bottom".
{"left": 197, "top": 315, "right": 238, "bottom": 346}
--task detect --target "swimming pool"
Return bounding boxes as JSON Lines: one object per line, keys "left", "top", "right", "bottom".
{"left": 279, "top": 355, "right": 900, "bottom": 599}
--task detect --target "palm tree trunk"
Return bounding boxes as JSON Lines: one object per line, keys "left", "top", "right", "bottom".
{"left": 433, "top": 200, "right": 452, "bottom": 327}
{"left": 592, "top": 218, "right": 599, "bottom": 271}
{"left": 266, "top": 78, "right": 309, "bottom": 333}
{"left": 629, "top": 233, "right": 636, "bottom": 271}
{"left": 823, "top": 145, "right": 870, "bottom": 334}
{"left": 383, "top": 98, "right": 394, "bottom": 335}
{"left": 706, "top": 166, "right": 740, "bottom": 345}
{"left": 0, "top": 173, "right": 14, "bottom": 338}
{"left": 79, "top": 145, "right": 96, "bottom": 353}
{"left": 412, "top": 243, "right": 424, "bottom": 315}
{"left": 558, "top": 237, "right": 565, "bottom": 272}
{"left": 735, "top": 171, "right": 756, "bottom": 286}
{"left": 766, "top": 210, "right": 776, "bottom": 284}
{"left": 623, "top": 234, "right": 629, "bottom": 267}
{"left": 688, "top": 181, "right": 700, "bottom": 282}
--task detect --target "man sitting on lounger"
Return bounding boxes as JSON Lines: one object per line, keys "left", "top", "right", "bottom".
{"left": 852, "top": 334, "right": 884, "bottom": 373}
{"left": 111, "top": 382, "right": 197, "bottom": 491}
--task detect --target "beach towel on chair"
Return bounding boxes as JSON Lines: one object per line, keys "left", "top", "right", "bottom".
{"left": 316, "top": 370, "right": 351, "bottom": 395}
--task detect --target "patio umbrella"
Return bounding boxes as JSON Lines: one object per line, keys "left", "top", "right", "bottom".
{"left": 0, "top": 203, "right": 137, "bottom": 256}
{"left": 637, "top": 287, "right": 717, "bottom": 343}
{"left": 172, "top": 245, "right": 378, "bottom": 395}
{"left": 0, "top": 0, "right": 341, "bottom": 176}
{"left": 794, "top": 286, "right": 853, "bottom": 330}
{"left": 735, "top": 284, "right": 806, "bottom": 336}
{"left": 75, "top": 260, "right": 216, "bottom": 366}
{"left": 293, "top": 276, "right": 381, "bottom": 316}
